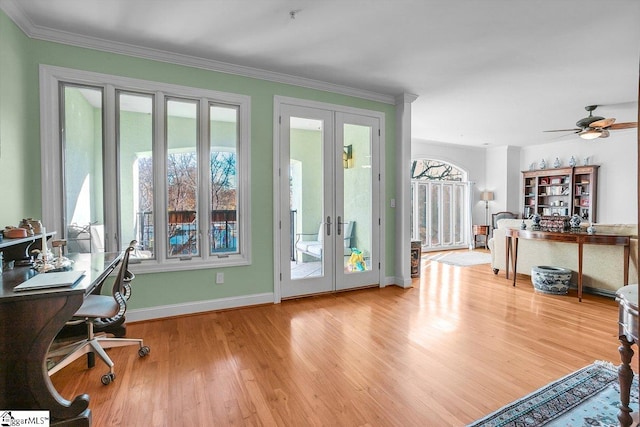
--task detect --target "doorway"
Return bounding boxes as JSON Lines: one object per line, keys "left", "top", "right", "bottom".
{"left": 275, "top": 99, "right": 382, "bottom": 299}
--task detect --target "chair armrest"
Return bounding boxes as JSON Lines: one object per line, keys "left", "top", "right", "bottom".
{"left": 295, "top": 232, "right": 318, "bottom": 243}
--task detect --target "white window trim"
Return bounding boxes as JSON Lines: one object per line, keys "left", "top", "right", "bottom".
{"left": 39, "top": 64, "right": 251, "bottom": 273}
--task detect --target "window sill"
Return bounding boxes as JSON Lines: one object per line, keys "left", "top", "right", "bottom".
{"left": 128, "top": 256, "right": 250, "bottom": 274}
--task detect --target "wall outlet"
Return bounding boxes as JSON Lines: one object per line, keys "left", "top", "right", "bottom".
{"left": 216, "top": 272, "right": 224, "bottom": 284}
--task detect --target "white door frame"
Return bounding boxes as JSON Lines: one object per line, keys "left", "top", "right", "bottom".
{"left": 273, "top": 96, "right": 386, "bottom": 303}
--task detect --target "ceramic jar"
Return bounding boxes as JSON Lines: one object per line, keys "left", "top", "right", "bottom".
{"left": 19, "top": 219, "right": 35, "bottom": 236}
{"left": 570, "top": 214, "right": 582, "bottom": 229}
{"left": 531, "top": 213, "right": 541, "bottom": 226}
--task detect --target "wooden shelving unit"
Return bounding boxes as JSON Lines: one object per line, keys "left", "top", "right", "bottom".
{"left": 522, "top": 165, "right": 598, "bottom": 222}
{"left": 572, "top": 166, "right": 599, "bottom": 222}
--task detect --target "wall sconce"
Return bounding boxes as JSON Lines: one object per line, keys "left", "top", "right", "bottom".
{"left": 480, "top": 191, "right": 494, "bottom": 225}
{"left": 343, "top": 145, "right": 354, "bottom": 169}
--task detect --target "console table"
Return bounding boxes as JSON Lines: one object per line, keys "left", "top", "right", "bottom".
{"left": 616, "top": 284, "right": 638, "bottom": 427}
{"left": 0, "top": 252, "right": 122, "bottom": 426}
{"left": 505, "top": 228, "right": 630, "bottom": 301}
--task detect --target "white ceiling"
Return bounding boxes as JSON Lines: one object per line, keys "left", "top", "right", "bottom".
{"left": 2, "top": 0, "right": 639, "bottom": 147}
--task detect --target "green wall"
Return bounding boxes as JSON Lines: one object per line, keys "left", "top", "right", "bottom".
{"left": 0, "top": 8, "right": 397, "bottom": 310}
{"left": 0, "top": 11, "right": 40, "bottom": 222}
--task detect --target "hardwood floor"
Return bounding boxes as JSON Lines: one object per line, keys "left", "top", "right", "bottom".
{"left": 50, "top": 250, "right": 631, "bottom": 426}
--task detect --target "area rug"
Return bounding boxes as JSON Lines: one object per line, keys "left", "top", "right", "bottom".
{"left": 468, "top": 361, "right": 639, "bottom": 427}
{"left": 427, "top": 251, "right": 492, "bottom": 267}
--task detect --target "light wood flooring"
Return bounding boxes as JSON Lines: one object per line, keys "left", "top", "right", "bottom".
{"left": 50, "top": 250, "right": 633, "bottom": 426}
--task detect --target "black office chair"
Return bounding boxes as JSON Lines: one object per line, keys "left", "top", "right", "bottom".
{"left": 47, "top": 241, "right": 150, "bottom": 384}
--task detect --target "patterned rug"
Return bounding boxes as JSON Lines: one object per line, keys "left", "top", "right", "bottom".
{"left": 427, "top": 251, "right": 492, "bottom": 267}
{"left": 468, "top": 361, "right": 639, "bottom": 427}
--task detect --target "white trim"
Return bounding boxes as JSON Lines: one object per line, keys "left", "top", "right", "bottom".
{"left": 1, "top": 0, "right": 396, "bottom": 105}
{"left": 125, "top": 292, "right": 274, "bottom": 323}
{"left": 395, "top": 94, "right": 418, "bottom": 288}
{"left": 39, "top": 64, "right": 252, "bottom": 271}
{"left": 272, "top": 101, "right": 282, "bottom": 304}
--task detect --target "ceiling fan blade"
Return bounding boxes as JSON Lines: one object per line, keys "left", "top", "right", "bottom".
{"left": 590, "top": 118, "right": 615, "bottom": 128}
{"left": 543, "top": 128, "right": 581, "bottom": 133}
{"left": 608, "top": 122, "right": 638, "bottom": 130}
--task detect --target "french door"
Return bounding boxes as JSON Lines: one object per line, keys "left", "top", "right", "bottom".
{"left": 277, "top": 101, "right": 381, "bottom": 299}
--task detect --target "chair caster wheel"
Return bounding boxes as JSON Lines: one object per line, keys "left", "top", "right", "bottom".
{"left": 138, "top": 346, "right": 150, "bottom": 357}
{"left": 101, "top": 372, "right": 115, "bottom": 385}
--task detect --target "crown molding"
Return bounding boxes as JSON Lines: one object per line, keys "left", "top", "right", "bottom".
{"left": 1, "top": 0, "right": 396, "bottom": 105}
{"left": 395, "top": 93, "right": 419, "bottom": 104}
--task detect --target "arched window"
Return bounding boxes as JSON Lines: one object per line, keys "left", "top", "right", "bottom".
{"left": 411, "top": 159, "right": 470, "bottom": 250}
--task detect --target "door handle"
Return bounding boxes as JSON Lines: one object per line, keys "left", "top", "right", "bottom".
{"left": 326, "top": 216, "right": 331, "bottom": 236}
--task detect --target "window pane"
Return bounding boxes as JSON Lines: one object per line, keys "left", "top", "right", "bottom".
{"left": 166, "top": 99, "right": 199, "bottom": 257}
{"left": 209, "top": 104, "right": 239, "bottom": 255}
{"left": 418, "top": 184, "right": 427, "bottom": 245}
{"left": 62, "top": 84, "right": 104, "bottom": 254}
{"left": 443, "top": 184, "right": 452, "bottom": 245}
{"left": 430, "top": 184, "right": 440, "bottom": 246}
{"left": 118, "top": 91, "right": 154, "bottom": 256}
{"left": 343, "top": 124, "right": 372, "bottom": 275}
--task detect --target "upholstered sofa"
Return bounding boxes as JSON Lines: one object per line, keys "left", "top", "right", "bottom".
{"left": 488, "top": 219, "right": 638, "bottom": 296}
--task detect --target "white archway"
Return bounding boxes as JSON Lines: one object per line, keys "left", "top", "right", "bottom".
{"left": 410, "top": 159, "right": 471, "bottom": 251}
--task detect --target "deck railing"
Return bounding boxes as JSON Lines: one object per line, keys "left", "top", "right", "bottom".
{"left": 138, "top": 210, "right": 237, "bottom": 255}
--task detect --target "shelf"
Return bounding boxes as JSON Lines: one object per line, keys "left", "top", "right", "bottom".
{"left": 523, "top": 165, "right": 598, "bottom": 223}
{"left": 0, "top": 232, "right": 55, "bottom": 250}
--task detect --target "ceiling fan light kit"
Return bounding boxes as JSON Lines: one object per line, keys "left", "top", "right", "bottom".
{"left": 579, "top": 128, "right": 603, "bottom": 140}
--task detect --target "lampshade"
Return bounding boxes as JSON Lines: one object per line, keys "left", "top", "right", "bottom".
{"left": 480, "top": 191, "right": 494, "bottom": 202}
{"left": 579, "top": 128, "right": 602, "bottom": 140}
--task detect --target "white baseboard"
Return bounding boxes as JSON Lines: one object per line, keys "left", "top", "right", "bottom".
{"left": 383, "top": 276, "right": 412, "bottom": 288}
{"left": 125, "top": 292, "right": 274, "bottom": 323}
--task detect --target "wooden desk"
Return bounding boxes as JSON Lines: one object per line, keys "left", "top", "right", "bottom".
{"left": 0, "top": 252, "right": 122, "bottom": 427}
{"left": 505, "top": 228, "right": 630, "bottom": 301}
{"left": 616, "top": 284, "right": 638, "bottom": 427}
{"left": 472, "top": 225, "right": 490, "bottom": 249}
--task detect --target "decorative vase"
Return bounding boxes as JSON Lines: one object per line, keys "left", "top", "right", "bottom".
{"left": 553, "top": 157, "right": 561, "bottom": 168}
{"left": 520, "top": 220, "right": 527, "bottom": 230}
{"left": 531, "top": 213, "right": 541, "bottom": 229}
{"left": 531, "top": 266, "right": 572, "bottom": 295}
{"left": 569, "top": 156, "right": 577, "bottom": 167}
{"left": 538, "top": 158, "right": 546, "bottom": 169}
{"left": 587, "top": 224, "right": 596, "bottom": 235}
{"left": 570, "top": 214, "right": 582, "bottom": 229}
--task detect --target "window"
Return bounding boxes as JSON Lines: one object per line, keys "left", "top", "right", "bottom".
{"left": 40, "top": 65, "right": 251, "bottom": 271}
{"left": 410, "top": 159, "right": 469, "bottom": 250}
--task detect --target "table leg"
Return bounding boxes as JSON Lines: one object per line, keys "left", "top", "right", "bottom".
{"left": 617, "top": 336, "right": 635, "bottom": 427}
{"left": 0, "top": 293, "right": 91, "bottom": 425}
{"left": 512, "top": 238, "right": 519, "bottom": 287}
{"left": 623, "top": 244, "right": 630, "bottom": 285}
{"left": 505, "top": 236, "right": 511, "bottom": 280}
{"left": 577, "top": 243, "right": 583, "bottom": 302}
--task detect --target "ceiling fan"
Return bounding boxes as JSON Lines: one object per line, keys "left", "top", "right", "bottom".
{"left": 544, "top": 105, "right": 638, "bottom": 140}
